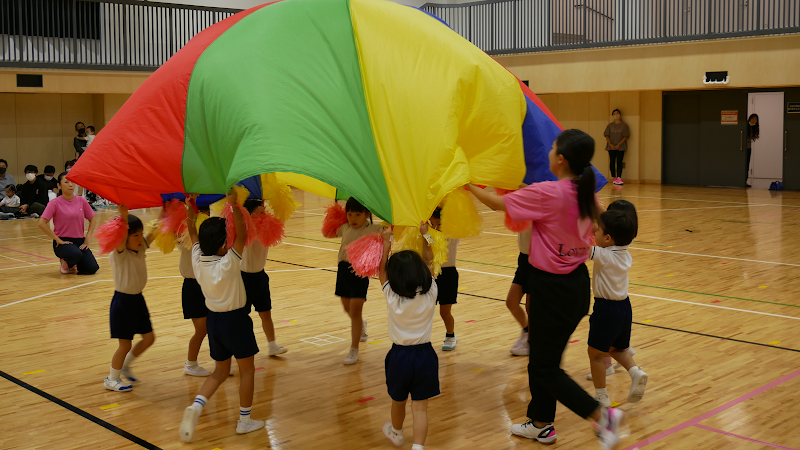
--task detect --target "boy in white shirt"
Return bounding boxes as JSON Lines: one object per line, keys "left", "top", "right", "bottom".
{"left": 180, "top": 191, "right": 264, "bottom": 442}
{"left": 379, "top": 223, "right": 439, "bottom": 450}
{"left": 587, "top": 208, "right": 648, "bottom": 408}
{"left": 0, "top": 185, "right": 20, "bottom": 218}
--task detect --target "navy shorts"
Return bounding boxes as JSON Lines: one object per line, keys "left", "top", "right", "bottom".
{"left": 182, "top": 278, "right": 208, "bottom": 319}
{"left": 512, "top": 253, "right": 534, "bottom": 294}
{"left": 335, "top": 261, "right": 370, "bottom": 299}
{"left": 386, "top": 342, "right": 440, "bottom": 402}
{"left": 206, "top": 307, "right": 260, "bottom": 361}
{"left": 435, "top": 267, "right": 458, "bottom": 305}
{"left": 588, "top": 297, "right": 632, "bottom": 352}
{"left": 110, "top": 291, "right": 153, "bottom": 340}
{"left": 242, "top": 270, "right": 272, "bottom": 312}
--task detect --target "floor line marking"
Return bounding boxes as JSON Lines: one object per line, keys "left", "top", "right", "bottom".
{"left": 0, "top": 253, "right": 35, "bottom": 265}
{"left": 693, "top": 424, "right": 800, "bottom": 450}
{"left": 281, "top": 242, "right": 338, "bottom": 252}
{"left": 621, "top": 369, "right": 800, "bottom": 450}
{"left": 597, "top": 193, "right": 800, "bottom": 208}
{"left": 0, "top": 235, "right": 50, "bottom": 241}
{"left": 0, "top": 262, "right": 59, "bottom": 272}
{"left": 630, "top": 293, "right": 800, "bottom": 321}
{"left": 0, "top": 281, "right": 106, "bottom": 309}
{"left": 0, "top": 246, "right": 54, "bottom": 260}
{"left": 637, "top": 205, "right": 761, "bottom": 212}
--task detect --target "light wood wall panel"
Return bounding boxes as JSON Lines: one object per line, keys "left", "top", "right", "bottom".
{"left": 15, "top": 94, "right": 63, "bottom": 178}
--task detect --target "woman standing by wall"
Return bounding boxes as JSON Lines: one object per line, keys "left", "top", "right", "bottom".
{"left": 745, "top": 114, "right": 759, "bottom": 188}
{"left": 604, "top": 109, "right": 630, "bottom": 185}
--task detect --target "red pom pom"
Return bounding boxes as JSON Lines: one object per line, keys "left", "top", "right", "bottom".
{"left": 346, "top": 234, "right": 384, "bottom": 278}
{"left": 252, "top": 211, "right": 285, "bottom": 247}
{"left": 160, "top": 199, "right": 188, "bottom": 235}
{"left": 322, "top": 202, "right": 347, "bottom": 238}
{"left": 95, "top": 216, "right": 128, "bottom": 254}
{"left": 222, "top": 203, "right": 256, "bottom": 249}
{"left": 494, "top": 188, "right": 531, "bottom": 232}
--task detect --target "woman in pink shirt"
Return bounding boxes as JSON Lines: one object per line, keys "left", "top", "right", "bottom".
{"left": 467, "top": 129, "right": 622, "bottom": 449}
{"left": 38, "top": 172, "right": 99, "bottom": 275}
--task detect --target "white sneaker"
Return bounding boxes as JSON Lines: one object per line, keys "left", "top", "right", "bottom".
{"left": 614, "top": 347, "right": 636, "bottom": 369}
{"left": 120, "top": 368, "right": 138, "bottom": 383}
{"left": 236, "top": 417, "right": 265, "bottom": 435}
{"left": 268, "top": 343, "right": 288, "bottom": 356}
{"left": 180, "top": 405, "right": 200, "bottom": 442}
{"left": 511, "top": 330, "right": 528, "bottom": 350}
{"left": 360, "top": 319, "right": 368, "bottom": 342}
{"left": 442, "top": 336, "right": 458, "bottom": 351}
{"left": 587, "top": 365, "right": 616, "bottom": 380}
{"left": 230, "top": 366, "right": 235, "bottom": 376}
{"left": 343, "top": 347, "right": 359, "bottom": 365}
{"left": 627, "top": 367, "right": 648, "bottom": 403}
{"left": 382, "top": 422, "right": 404, "bottom": 446}
{"left": 104, "top": 377, "right": 133, "bottom": 392}
{"left": 594, "top": 392, "right": 612, "bottom": 408}
{"left": 184, "top": 363, "right": 212, "bottom": 377}
{"left": 510, "top": 420, "right": 557, "bottom": 444}
{"left": 597, "top": 407, "right": 623, "bottom": 450}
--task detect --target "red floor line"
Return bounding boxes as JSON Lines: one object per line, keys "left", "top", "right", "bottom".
{"left": 693, "top": 424, "right": 800, "bottom": 450}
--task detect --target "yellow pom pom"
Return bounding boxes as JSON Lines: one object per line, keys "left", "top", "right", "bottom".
{"left": 154, "top": 228, "right": 177, "bottom": 254}
{"left": 232, "top": 185, "right": 250, "bottom": 205}
{"left": 428, "top": 229, "right": 449, "bottom": 277}
{"left": 196, "top": 212, "right": 209, "bottom": 229}
{"left": 440, "top": 188, "right": 482, "bottom": 238}
{"left": 392, "top": 226, "right": 423, "bottom": 255}
{"left": 391, "top": 226, "right": 449, "bottom": 277}
{"left": 262, "top": 174, "right": 301, "bottom": 222}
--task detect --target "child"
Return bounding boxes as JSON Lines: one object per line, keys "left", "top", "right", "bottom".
{"left": 180, "top": 191, "right": 264, "bottom": 442}
{"left": 178, "top": 207, "right": 213, "bottom": 377}
{"left": 468, "top": 130, "right": 623, "bottom": 449}
{"left": 330, "top": 197, "right": 383, "bottom": 365}
{"left": 379, "top": 223, "right": 439, "bottom": 450}
{"left": 588, "top": 208, "right": 647, "bottom": 408}
{"left": 508, "top": 229, "right": 532, "bottom": 356}
{"left": 428, "top": 207, "right": 459, "bottom": 351}
{"left": 0, "top": 185, "right": 20, "bottom": 219}
{"left": 104, "top": 205, "right": 157, "bottom": 392}
{"left": 86, "top": 126, "right": 96, "bottom": 146}
{"left": 242, "top": 199, "right": 287, "bottom": 357}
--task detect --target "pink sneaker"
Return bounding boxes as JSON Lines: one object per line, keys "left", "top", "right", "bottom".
{"left": 617, "top": 178, "right": 624, "bottom": 185}
{"left": 60, "top": 259, "right": 70, "bottom": 274}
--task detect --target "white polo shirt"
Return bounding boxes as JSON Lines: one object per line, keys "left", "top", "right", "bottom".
{"left": 240, "top": 241, "right": 268, "bottom": 273}
{"left": 590, "top": 245, "right": 631, "bottom": 301}
{"left": 191, "top": 243, "right": 246, "bottom": 312}
{"left": 383, "top": 279, "right": 438, "bottom": 346}
{"left": 109, "top": 244, "right": 148, "bottom": 295}
{"left": 178, "top": 244, "right": 195, "bottom": 279}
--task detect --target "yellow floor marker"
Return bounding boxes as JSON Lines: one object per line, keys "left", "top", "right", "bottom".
{"left": 289, "top": 320, "right": 298, "bottom": 323}
{"left": 643, "top": 320, "right": 653, "bottom": 324}
{"left": 470, "top": 368, "right": 484, "bottom": 373}
{"left": 23, "top": 370, "right": 45, "bottom": 375}
{"left": 611, "top": 402, "right": 621, "bottom": 408}
{"left": 759, "top": 286, "right": 768, "bottom": 289}
{"left": 666, "top": 274, "right": 675, "bottom": 277}
{"left": 99, "top": 403, "right": 119, "bottom": 411}
{"left": 769, "top": 341, "right": 782, "bottom": 346}
{"left": 369, "top": 340, "right": 382, "bottom": 345}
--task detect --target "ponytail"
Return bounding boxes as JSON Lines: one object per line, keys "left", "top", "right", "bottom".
{"left": 555, "top": 129, "right": 597, "bottom": 220}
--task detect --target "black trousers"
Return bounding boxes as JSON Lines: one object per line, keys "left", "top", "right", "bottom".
{"left": 527, "top": 264, "right": 599, "bottom": 422}
{"left": 53, "top": 237, "right": 99, "bottom": 274}
{"left": 745, "top": 147, "right": 752, "bottom": 183}
{"left": 609, "top": 150, "right": 625, "bottom": 178}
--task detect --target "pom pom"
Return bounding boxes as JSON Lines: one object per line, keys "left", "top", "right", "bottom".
{"left": 346, "top": 234, "right": 384, "bottom": 278}
{"left": 262, "top": 174, "right": 301, "bottom": 222}
{"left": 441, "top": 188, "right": 482, "bottom": 239}
{"left": 494, "top": 187, "right": 531, "bottom": 232}
{"left": 322, "top": 202, "right": 348, "bottom": 238}
{"left": 154, "top": 228, "right": 178, "bottom": 254}
{"left": 221, "top": 203, "right": 256, "bottom": 249}
{"left": 392, "top": 226, "right": 423, "bottom": 255}
{"left": 160, "top": 199, "right": 188, "bottom": 235}
{"left": 95, "top": 216, "right": 128, "bottom": 254}
{"left": 391, "top": 227, "right": 449, "bottom": 277}
{"left": 252, "top": 211, "right": 285, "bottom": 247}
{"left": 428, "top": 229, "right": 449, "bottom": 277}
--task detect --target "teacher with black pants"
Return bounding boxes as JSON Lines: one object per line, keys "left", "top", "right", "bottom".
{"left": 604, "top": 109, "right": 630, "bottom": 186}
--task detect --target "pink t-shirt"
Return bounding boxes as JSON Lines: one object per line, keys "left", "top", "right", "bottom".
{"left": 504, "top": 179, "right": 593, "bottom": 275}
{"left": 41, "top": 195, "right": 95, "bottom": 238}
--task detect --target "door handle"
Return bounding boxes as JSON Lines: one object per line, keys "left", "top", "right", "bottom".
{"left": 740, "top": 130, "right": 743, "bottom": 152}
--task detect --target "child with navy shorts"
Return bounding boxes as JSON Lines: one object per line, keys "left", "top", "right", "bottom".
{"left": 180, "top": 191, "right": 264, "bottom": 442}
{"left": 330, "top": 197, "right": 384, "bottom": 365}
{"left": 379, "top": 223, "right": 439, "bottom": 450}
{"left": 179, "top": 234, "right": 212, "bottom": 377}
{"left": 587, "top": 206, "right": 648, "bottom": 408}
{"left": 428, "top": 207, "right": 460, "bottom": 351}
{"left": 104, "top": 206, "right": 157, "bottom": 392}
{"left": 508, "top": 229, "right": 532, "bottom": 356}
{"left": 242, "top": 199, "right": 287, "bottom": 357}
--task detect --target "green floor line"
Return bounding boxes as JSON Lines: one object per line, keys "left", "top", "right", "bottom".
{"left": 285, "top": 235, "right": 338, "bottom": 245}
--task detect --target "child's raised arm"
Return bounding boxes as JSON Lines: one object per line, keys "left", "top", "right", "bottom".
{"left": 228, "top": 188, "right": 246, "bottom": 256}
{"left": 185, "top": 195, "right": 199, "bottom": 245}
{"left": 420, "top": 221, "right": 434, "bottom": 276}
{"left": 378, "top": 227, "right": 393, "bottom": 286}
{"left": 116, "top": 205, "right": 129, "bottom": 253}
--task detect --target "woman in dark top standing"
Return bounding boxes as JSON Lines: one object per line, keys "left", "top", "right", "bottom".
{"left": 604, "top": 109, "right": 630, "bottom": 186}
{"left": 74, "top": 122, "right": 88, "bottom": 159}
{"left": 745, "top": 114, "right": 759, "bottom": 188}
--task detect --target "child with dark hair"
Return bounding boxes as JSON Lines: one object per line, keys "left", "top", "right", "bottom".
{"left": 38, "top": 165, "right": 58, "bottom": 199}
{"left": 104, "top": 205, "right": 157, "bottom": 392}
{"left": 180, "top": 191, "right": 264, "bottom": 441}
{"left": 379, "top": 223, "right": 439, "bottom": 450}
{"left": 587, "top": 205, "right": 647, "bottom": 410}
{"left": 18, "top": 164, "right": 48, "bottom": 217}
{"left": 428, "top": 207, "right": 460, "bottom": 351}
{"left": 0, "top": 185, "right": 20, "bottom": 218}
{"left": 242, "top": 199, "right": 287, "bottom": 357}
{"left": 329, "top": 197, "right": 384, "bottom": 365}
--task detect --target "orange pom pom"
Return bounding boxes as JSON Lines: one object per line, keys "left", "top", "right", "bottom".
{"left": 222, "top": 203, "right": 256, "bottom": 249}
{"left": 252, "top": 211, "right": 285, "bottom": 248}
{"left": 494, "top": 187, "right": 531, "bottom": 232}
{"left": 160, "top": 199, "right": 188, "bottom": 235}
{"left": 95, "top": 216, "right": 128, "bottom": 254}
{"left": 322, "top": 202, "right": 347, "bottom": 238}
{"left": 346, "top": 234, "right": 384, "bottom": 278}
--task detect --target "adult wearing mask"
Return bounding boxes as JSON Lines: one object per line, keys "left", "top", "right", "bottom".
{"left": 38, "top": 165, "right": 59, "bottom": 200}
{"left": 74, "top": 122, "right": 88, "bottom": 159}
{"left": 604, "top": 109, "right": 630, "bottom": 186}
{"left": 18, "top": 165, "right": 49, "bottom": 217}
{"left": 0, "top": 159, "right": 14, "bottom": 199}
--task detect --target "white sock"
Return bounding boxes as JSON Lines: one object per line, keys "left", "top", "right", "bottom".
{"left": 595, "top": 387, "right": 608, "bottom": 396}
{"left": 240, "top": 406, "right": 252, "bottom": 420}
{"left": 192, "top": 395, "right": 208, "bottom": 412}
{"left": 109, "top": 367, "right": 121, "bottom": 381}
{"left": 411, "top": 444, "right": 424, "bottom": 450}
{"left": 185, "top": 360, "right": 198, "bottom": 367}
{"left": 123, "top": 352, "right": 137, "bottom": 369}
{"left": 268, "top": 341, "right": 280, "bottom": 349}
{"left": 391, "top": 426, "right": 402, "bottom": 434}
{"left": 628, "top": 366, "right": 640, "bottom": 378}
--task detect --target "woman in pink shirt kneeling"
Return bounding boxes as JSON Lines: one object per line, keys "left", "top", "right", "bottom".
{"left": 467, "top": 129, "right": 623, "bottom": 449}
{"left": 38, "top": 172, "right": 99, "bottom": 275}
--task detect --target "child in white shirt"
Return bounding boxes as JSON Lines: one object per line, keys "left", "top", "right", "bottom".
{"left": 0, "top": 185, "right": 20, "bottom": 217}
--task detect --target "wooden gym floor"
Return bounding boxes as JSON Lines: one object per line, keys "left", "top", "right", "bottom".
{"left": 1, "top": 184, "right": 800, "bottom": 450}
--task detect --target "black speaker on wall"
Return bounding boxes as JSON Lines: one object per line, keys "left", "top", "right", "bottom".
{"left": 17, "top": 74, "right": 43, "bottom": 88}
